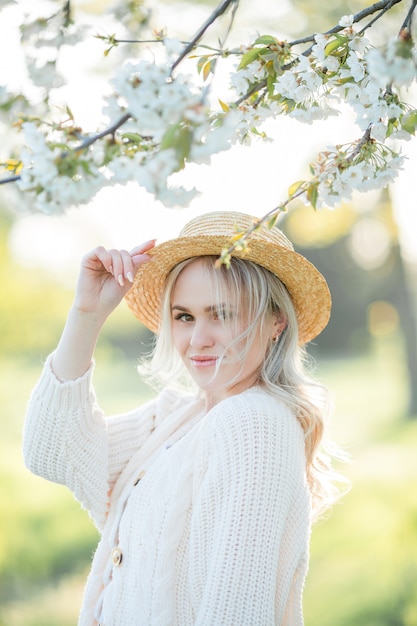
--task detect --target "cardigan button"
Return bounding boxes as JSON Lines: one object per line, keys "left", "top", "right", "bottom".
{"left": 133, "top": 469, "right": 146, "bottom": 486}
{"left": 111, "top": 547, "right": 123, "bottom": 567}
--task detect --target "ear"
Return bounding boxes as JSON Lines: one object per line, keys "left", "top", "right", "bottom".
{"left": 271, "top": 312, "right": 287, "bottom": 340}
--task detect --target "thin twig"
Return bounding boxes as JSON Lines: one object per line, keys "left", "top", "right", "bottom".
{"left": 347, "top": 126, "right": 373, "bottom": 162}
{"left": 235, "top": 79, "right": 267, "bottom": 106}
{"left": 72, "top": 111, "right": 131, "bottom": 151}
{"left": 0, "top": 175, "right": 21, "bottom": 185}
{"left": 357, "top": 0, "right": 402, "bottom": 35}
{"left": 400, "top": 0, "right": 417, "bottom": 30}
{"left": 218, "top": 189, "right": 306, "bottom": 261}
{"left": 63, "top": 0, "right": 72, "bottom": 26}
{"left": 170, "top": 0, "right": 239, "bottom": 73}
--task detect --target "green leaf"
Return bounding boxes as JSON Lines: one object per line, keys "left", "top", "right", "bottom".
{"left": 386, "top": 118, "right": 398, "bottom": 137}
{"left": 202, "top": 58, "right": 216, "bottom": 81}
{"left": 238, "top": 48, "right": 261, "bottom": 70}
{"left": 267, "top": 214, "right": 279, "bottom": 229}
{"left": 121, "top": 132, "right": 143, "bottom": 143}
{"left": 307, "top": 184, "right": 318, "bottom": 209}
{"left": 401, "top": 110, "right": 417, "bottom": 135}
{"left": 254, "top": 35, "right": 277, "bottom": 46}
{"left": 64, "top": 105, "right": 74, "bottom": 121}
{"left": 160, "top": 123, "right": 193, "bottom": 168}
{"left": 175, "top": 126, "right": 193, "bottom": 166}
{"left": 288, "top": 180, "right": 305, "bottom": 197}
{"left": 160, "top": 123, "right": 180, "bottom": 150}
{"left": 324, "top": 34, "right": 347, "bottom": 57}
{"left": 79, "top": 159, "right": 93, "bottom": 175}
{"left": 197, "top": 56, "right": 208, "bottom": 74}
{"left": 218, "top": 99, "right": 230, "bottom": 112}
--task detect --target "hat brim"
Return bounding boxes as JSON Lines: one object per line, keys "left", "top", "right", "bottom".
{"left": 125, "top": 234, "right": 331, "bottom": 345}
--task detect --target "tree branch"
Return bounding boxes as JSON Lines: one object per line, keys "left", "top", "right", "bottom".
{"left": 170, "top": 0, "right": 239, "bottom": 73}
{"left": 233, "top": 0, "right": 406, "bottom": 107}
{"left": 289, "top": 0, "right": 404, "bottom": 48}
{"left": 357, "top": 0, "right": 403, "bottom": 35}
{"left": 0, "top": 112, "right": 132, "bottom": 185}
{"left": 72, "top": 111, "right": 131, "bottom": 151}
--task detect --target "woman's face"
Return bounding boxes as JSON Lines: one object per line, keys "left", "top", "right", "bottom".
{"left": 170, "top": 259, "right": 283, "bottom": 411}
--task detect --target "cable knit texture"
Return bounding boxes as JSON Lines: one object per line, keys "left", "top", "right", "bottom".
{"left": 23, "top": 354, "right": 311, "bottom": 625}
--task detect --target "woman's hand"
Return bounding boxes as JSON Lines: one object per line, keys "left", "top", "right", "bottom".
{"left": 74, "top": 240, "right": 156, "bottom": 321}
{"left": 51, "top": 239, "right": 155, "bottom": 381}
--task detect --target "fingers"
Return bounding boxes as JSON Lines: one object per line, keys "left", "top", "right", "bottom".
{"left": 111, "top": 249, "right": 134, "bottom": 287}
{"left": 89, "top": 240, "right": 156, "bottom": 287}
{"left": 129, "top": 239, "right": 157, "bottom": 256}
{"left": 130, "top": 239, "right": 157, "bottom": 273}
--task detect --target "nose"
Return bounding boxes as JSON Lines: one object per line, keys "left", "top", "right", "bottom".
{"left": 190, "top": 319, "right": 215, "bottom": 349}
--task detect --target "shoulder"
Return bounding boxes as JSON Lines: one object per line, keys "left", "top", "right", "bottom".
{"left": 207, "top": 388, "right": 301, "bottom": 434}
{"left": 196, "top": 389, "right": 307, "bottom": 493}
{"left": 204, "top": 388, "right": 305, "bottom": 458}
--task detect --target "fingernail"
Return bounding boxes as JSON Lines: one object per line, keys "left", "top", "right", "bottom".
{"left": 127, "top": 271, "right": 134, "bottom": 283}
{"left": 117, "top": 274, "right": 125, "bottom": 287}
{"left": 130, "top": 240, "right": 157, "bottom": 253}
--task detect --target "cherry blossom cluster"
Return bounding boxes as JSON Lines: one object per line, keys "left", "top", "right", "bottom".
{"left": 0, "top": 0, "right": 416, "bottom": 220}
{"left": 229, "top": 14, "right": 416, "bottom": 209}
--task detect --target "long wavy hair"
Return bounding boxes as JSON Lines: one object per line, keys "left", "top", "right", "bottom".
{"left": 140, "top": 255, "right": 347, "bottom": 519}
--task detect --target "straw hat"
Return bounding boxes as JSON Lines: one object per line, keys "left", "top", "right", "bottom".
{"left": 125, "top": 211, "right": 331, "bottom": 344}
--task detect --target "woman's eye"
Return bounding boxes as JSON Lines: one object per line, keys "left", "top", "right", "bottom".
{"left": 174, "top": 313, "right": 193, "bottom": 322}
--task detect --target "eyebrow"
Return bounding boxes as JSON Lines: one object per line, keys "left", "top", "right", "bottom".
{"left": 171, "top": 303, "right": 234, "bottom": 313}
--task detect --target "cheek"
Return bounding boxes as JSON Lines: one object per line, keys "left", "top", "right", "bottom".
{"left": 171, "top": 323, "right": 190, "bottom": 353}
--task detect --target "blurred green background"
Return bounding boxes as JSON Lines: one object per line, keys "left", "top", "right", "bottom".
{"left": 1, "top": 187, "right": 417, "bottom": 625}
{"left": 1, "top": 0, "right": 417, "bottom": 621}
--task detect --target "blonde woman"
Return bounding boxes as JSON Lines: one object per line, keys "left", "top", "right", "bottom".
{"left": 24, "top": 211, "right": 341, "bottom": 626}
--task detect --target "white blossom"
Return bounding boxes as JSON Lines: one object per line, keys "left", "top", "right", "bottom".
{"left": 370, "top": 122, "right": 388, "bottom": 142}
{"left": 367, "top": 41, "right": 417, "bottom": 87}
{"left": 26, "top": 57, "right": 65, "bottom": 89}
{"left": 339, "top": 14, "right": 354, "bottom": 28}
{"left": 163, "top": 38, "right": 184, "bottom": 59}
{"left": 157, "top": 184, "right": 199, "bottom": 208}
{"left": 345, "top": 52, "right": 366, "bottom": 82}
{"left": 230, "top": 60, "right": 268, "bottom": 97}
{"left": 135, "top": 149, "right": 179, "bottom": 194}
{"left": 110, "top": 60, "right": 203, "bottom": 141}
{"left": 339, "top": 163, "right": 366, "bottom": 186}
{"left": 190, "top": 114, "right": 236, "bottom": 164}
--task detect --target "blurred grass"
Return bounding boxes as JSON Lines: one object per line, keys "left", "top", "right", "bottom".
{"left": 305, "top": 338, "right": 417, "bottom": 626}
{"left": 1, "top": 336, "right": 416, "bottom": 625}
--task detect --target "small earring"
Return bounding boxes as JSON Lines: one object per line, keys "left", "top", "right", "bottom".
{"left": 272, "top": 331, "right": 281, "bottom": 343}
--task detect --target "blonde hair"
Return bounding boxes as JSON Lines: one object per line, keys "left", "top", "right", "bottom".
{"left": 140, "top": 256, "right": 347, "bottom": 519}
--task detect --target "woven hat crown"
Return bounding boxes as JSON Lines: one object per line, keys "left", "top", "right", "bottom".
{"left": 179, "top": 212, "right": 294, "bottom": 250}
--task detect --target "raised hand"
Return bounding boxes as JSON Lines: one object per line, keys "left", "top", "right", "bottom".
{"left": 51, "top": 239, "right": 156, "bottom": 381}
{"left": 74, "top": 240, "right": 155, "bottom": 320}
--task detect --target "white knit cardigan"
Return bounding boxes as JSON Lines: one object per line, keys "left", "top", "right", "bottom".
{"left": 23, "top": 354, "right": 311, "bottom": 625}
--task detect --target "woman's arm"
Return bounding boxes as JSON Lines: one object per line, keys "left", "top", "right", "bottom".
{"left": 23, "top": 357, "right": 158, "bottom": 529}
{"left": 23, "top": 240, "right": 156, "bottom": 528}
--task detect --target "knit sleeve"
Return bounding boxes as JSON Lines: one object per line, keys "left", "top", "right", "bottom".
{"left": 188, "top": 390, "right": 310, "bottom": 626}
{"left": 22, "top": 354, "right": 158, "bottom": 530}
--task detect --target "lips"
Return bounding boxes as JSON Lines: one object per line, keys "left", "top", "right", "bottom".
{"left": 189, "top": 356, "right": 219, "bottom": 368}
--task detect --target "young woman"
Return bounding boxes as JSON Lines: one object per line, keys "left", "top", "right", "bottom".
{"left": 23, "top": 211, "right": 340, "bottom": 626}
